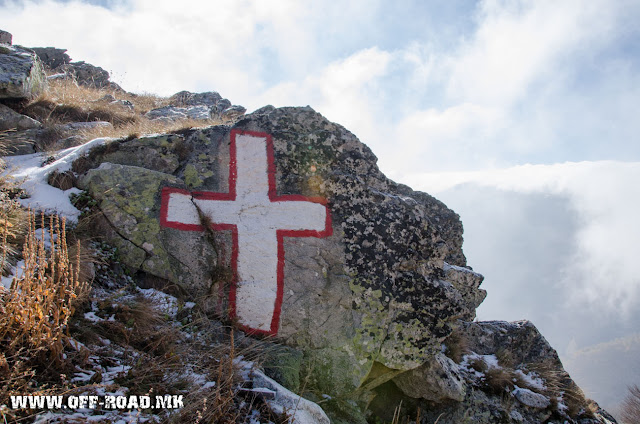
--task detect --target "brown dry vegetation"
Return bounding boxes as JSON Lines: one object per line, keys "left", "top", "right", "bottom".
{"left": 621, "top": 385, "right": 640, "bottom": 424}
{"left": 0, "top": 210, "right": 88, "bottom": 423}
{"left": 5, "top": 79, "right": 230, "bottom": 151}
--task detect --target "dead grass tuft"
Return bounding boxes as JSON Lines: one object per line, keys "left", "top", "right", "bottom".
{"left": 77, "top": 116, "right": 223, "bottom": 144}
{"left": 443, "top": 326, "right": 469, "bottom": 363}
{"left": 621, "top": 385, "right": 640, "bottom": 424}
{"left": 0, "top": 210, "right": 88, "bottom": 422}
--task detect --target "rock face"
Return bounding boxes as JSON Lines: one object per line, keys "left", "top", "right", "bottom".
{"left": 145, "top": 91, "right": 246, "bottom": 122}
{"left": 32, "top": 104, "right": 614, "bottom": 423}
{"left": 0, "top": 44, "right": 47, "bottom": 99}
{"left": 74, "top": 106, "right": 483, "bottom": 378}
{"left": 0, "top": 30, "right": 11, "bottom": 45}
{"left": 31, "top": 47, "right": 123, "bottom": 91}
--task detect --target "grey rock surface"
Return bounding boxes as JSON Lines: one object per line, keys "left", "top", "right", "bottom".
{"left": 168, "top": 90, "right": 245, "bottom": 120}
{"left": 146, "top": 105, "right": 211, "bottom": 121}
{"left": 0, "top": 30, "right": 11, "bottom": 45}
{"left": 0, "top": 44, "right": 47, "bottom": 99}
{"left": 393, "top": 352, "right": 466, "bottom": 402}
{"left": 0, "top": 103, "right": 41, "bottom": 131}
{"left": 513, "top": 387, "right": 551, "bottom": 409}
{"left": 31, "top": 47, "right": 71, "bottom": 69}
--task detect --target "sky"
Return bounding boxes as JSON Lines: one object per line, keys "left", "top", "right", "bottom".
{"left": 2, "top": 0, "right": 639, "bottom": 417}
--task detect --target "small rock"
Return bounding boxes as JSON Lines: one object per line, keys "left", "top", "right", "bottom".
{"left": 513, "top": 386, "right": 551, "bottom": 409}
{"left": 0, "top": 30, "right": 11, "bottom": 45}
{"left": 56, "top": 121, "right": 112, "bottom": 134}
{"left": 31, "top": 47, "right": 71, "bottom": 70}
{"left": 146, "top": 105, "right": 210, "bottom": 121}
{"left": 221, "top": 105, "right": 246, "bottom": 120}
{"left": 394, "top": 352, "right": 466, "bottom": 402}
{"left": 0, "top": 103, "right": 41, "bottom": 131}
{"left": 169, "top": 90, "right": 223, "bottom": 107}
{"left": 52, "top": 135, "right": 84, "bottom": 150}
{"left": 96, "top": 94, "right": 116, "bottom": 103}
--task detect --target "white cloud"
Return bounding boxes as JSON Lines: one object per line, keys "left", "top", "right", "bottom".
{"left": 406, "top": 161, "right": 640, "bottom": 317}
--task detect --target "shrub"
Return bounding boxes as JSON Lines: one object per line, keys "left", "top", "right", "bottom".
{"left": 621, "top": 385, "right": 640, "bottom": 424}
{"left": 0, "top": 210, "right": 87, "bottom": 421}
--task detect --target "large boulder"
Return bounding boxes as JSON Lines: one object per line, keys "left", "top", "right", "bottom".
{"left": 24, "top": 104, "right": 616, "bottom": 423}
{"left": 0, "top": 44, "right": 47, "bottom": 99}
{"left": 71, "top": 106, "right": 485, "bottom": 398}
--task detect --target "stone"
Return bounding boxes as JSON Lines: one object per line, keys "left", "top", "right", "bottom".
{"left": 71, "top": 106, "right": 483, "bottom": 394}
{"left": 0, "top": 103, "right": 41, "bottom": 131}
{"left": 0, "top": 30, "right": 11, "bottom": 45}
{"left": 31, "top": 47, "right": 71, "bottom": 69}
{"left": 461, "top": 320, "right": 562, "bottom": 366}
{"left": 145, "top": 105, "right": 211, "bottom": 121}
{"left": 513, "top": 386, "right": 551, "bottom": 409}
{"left": 0, "top": 44, "right": 47, "bottom": 99}
{"left": 221, "top": 104, "right": 247, "bottom": 120}
{"left": 56, "top": 121, "right": 112, "bottom": 136}
{"left": 0, "top": 130, "right": 36, "bottom": 155}
{"left": 168, "top": 90, "right": 245, "bottom": 120}
{"left": 251, "top": 369, "right": 331, "bottom": 424}
{"left": 65, "top": 105, "right": 613, "bottom": 423}
{"left": 169, "top": 90, "right": 223, "bottom": 107}
{"left": 393, "top": 352, "right": 466, "bottom": 402}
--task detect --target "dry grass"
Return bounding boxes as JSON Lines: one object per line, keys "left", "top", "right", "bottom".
{"left": 77, "top": 116, "right": 224, "bottom": 144}
{"left": 621, "top": 385, "right": 640, "bottom": 424}
{"left": 32, "top": 78, "right": 168, "bottom": 117}
{"left": 525, "top": 359, "right": 593, "bottom": 418}
{"left": 0, "top": 210, "right": 88, "bottom": 422}
{"left": 443, "top": 326, "right": 469, "bottom": 363}
{"left": 13, "top": 79, "right": 230, "bottom": 150}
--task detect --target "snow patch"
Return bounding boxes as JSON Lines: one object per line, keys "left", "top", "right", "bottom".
{"left": 3, "top": 137, "right": 110, "bottom": 222}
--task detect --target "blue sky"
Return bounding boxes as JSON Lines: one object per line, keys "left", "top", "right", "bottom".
{"left": 2, "top": 0, "right": 640, "bottom": 417}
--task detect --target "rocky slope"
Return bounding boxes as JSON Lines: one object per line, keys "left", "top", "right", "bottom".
{"left": 0, "top": 30, "right": 618, "bottom": 424}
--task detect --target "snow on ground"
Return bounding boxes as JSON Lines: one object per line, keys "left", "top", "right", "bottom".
{"left": 3, "top": 137, "right": 110, "bottom": 222}
{"left": 514, "top": 369, "right": 546, "bottom": 391}
{"left": 1, "top": 259, "right": 24, "bottom": 289}
{"left": 138, "top": 287, "right": 179, "bottom": 319}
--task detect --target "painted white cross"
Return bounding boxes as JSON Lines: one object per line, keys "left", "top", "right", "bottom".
{"left": 160, "top": 129, "right": 332, "bottom": 336}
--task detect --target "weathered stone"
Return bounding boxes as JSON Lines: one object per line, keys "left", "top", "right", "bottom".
{"left": 0, "top": 130, "right": 36, "bottom": 155}
{"left": 513, "top": 386, "right": 551, "bottom": 409}
{"left": 56, "top": 121, "right": 112, "bottom": 134}
{"left": 169, "top": 90, "right": 223, "bottom": 107}
{"left": 168, "top": 90, "right": 244, "bottom": 120}
{"left": 461, "top": 320, "right": 562, "bottom": 366}
{"left": 0, "top": 44, "right": 47, "bottom": 99}
{"left": 0, "top": 103, "right": 41, "bottom": 131}
{"left": 221, "top": 104, "right": 247, "bottom": 120}
{"left": 31, "top": 47, "right": 71, "bottom": 69}
{"left": 146, "top": 105, "right": 211, "bottom": 121}
{"left": 393, "top": 352, "right": 466, "bottom": 402}
{"left": 72, "top": 107, "right": 480, "bottom": 396}
{"left": 66, "top": 105, "right": 613, "bottom": 423}
{"left": 0, "top": 30, "right": 11, "bottom": 45}
{"left": 77, "top": 162, "right": 222, "bottom": 297}
{"left": 251, "top": 369, "right": 331, "bottom": 424}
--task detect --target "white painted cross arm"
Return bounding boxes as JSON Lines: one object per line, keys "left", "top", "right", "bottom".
{"left": 160, "top": 130, "right": 332, "bottom": 336}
